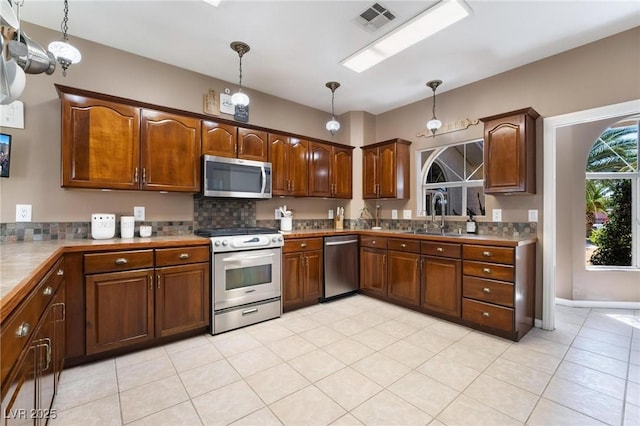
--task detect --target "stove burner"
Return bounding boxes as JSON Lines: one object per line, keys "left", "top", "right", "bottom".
{"left": 195, "top": 227, "right": 279, "bottom": 237}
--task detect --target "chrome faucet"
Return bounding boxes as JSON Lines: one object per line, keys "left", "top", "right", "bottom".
{"left": 431, "top": 191, "right": 446, "bottom": 233}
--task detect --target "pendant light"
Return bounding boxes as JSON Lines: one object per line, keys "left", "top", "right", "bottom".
{"left": 325, "top": 81, "right": 340, "bottom": 136}
{"left": 48, "top": 0, "right": 81, "bottom": 77}
{"left": 426, "top": 79, "right": 442, "bottom": 135}
{"left": 230, "top": 41, "right": 250, "bottom": 107}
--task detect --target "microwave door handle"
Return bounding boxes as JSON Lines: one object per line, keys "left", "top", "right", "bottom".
{"left": 222, "top": 253, "right": 275, "bottom": 262}
{"left": 260, "top": 166, "right": 267, "bottom": 195}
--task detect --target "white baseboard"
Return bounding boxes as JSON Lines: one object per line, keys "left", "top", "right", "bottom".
{"left": 555, "top": 297, "right": 640, "bottom": 310}
{"left": 534, "top": 319, "right": 543, "bottom": 328}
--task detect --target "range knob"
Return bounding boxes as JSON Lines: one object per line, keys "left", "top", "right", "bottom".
{"left": 277, "top": 236, "right": 283, "bottom": 242}
{"left": 271, "top": 237, "right": 278, "bottom": 243}
{"left": 221, "top": 240, "right": 228, "bottom": 246}
{"left": 214, "top": 240, "right": 221, "bottom": 247}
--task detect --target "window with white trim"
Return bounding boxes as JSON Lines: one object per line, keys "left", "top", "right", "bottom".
{"left": 418, "top": 139, "right": 485, "bottom": 218}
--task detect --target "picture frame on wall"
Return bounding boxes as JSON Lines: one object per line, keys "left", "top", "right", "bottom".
{"left": 1, "top": 133, "right": 11, "bottom": 178}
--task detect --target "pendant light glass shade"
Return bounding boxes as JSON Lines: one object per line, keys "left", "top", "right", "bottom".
{"left": 426, "top": 79, "right": 442, "bottom": 135}
{"left": 230, "top": 41, "right": 250, "bottom": 107}
{"left": 325, "top": 81, "right": 341, "bottom": 136}
{"left": 48, "top": 0, "right": 80, "bottom": 76}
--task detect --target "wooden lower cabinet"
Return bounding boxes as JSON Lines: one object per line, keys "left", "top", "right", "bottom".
{"left": 421, "top": 256, "right": 461, "bottom": 318}
{"left": 387, "top": 239, "right": 421, "bottom": 306}
{"left": 282, "top": 239, "right": 323, "bottom": 311}
{"left": 360, "top": 247, "right": 387, "bottom": 297}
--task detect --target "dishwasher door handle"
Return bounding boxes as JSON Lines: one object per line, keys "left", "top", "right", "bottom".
{"left": 325, "top": 239, "right": 359, "bottom": 246}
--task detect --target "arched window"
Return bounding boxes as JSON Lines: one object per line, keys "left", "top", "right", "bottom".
{"left": 585, "top": 116, "right": 639, "bottom": 267}
{"left": 419, "top": 139, "right": 485, "bottom": 217}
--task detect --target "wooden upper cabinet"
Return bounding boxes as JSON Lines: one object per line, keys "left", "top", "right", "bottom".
{"left": 61, "top": 94, "right": 140, "bottom": 190}
{"left": 481, "top": 107, "right": 539, "bottom": 194}
{"left": 309, "top": 142, "right": 333, "bottom": 197}
{"left": 332, "top": 145, "right": 352, "bottom": 199}
{"left": 269, "top": 133, "right": 308, "bottom": 196}
{"left": 141, "top": 110, "right": 201, "bottom": 192}
{"left": 201, "top": 121, "right": 237, "bottom": 158}
{"left": 238, "top": 128, "right": 268, "bottom": 161}
{"left": 362, "top": 138, "right": 411, "bottom": 199}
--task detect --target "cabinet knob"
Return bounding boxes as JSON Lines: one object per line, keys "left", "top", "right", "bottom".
{"left": 372, "top": 240, "right": 376, "bottom": 244}
{"left": 482, "top": 251, "right": 492, "bottom": 257}
{"left": 115, "top": 258, "right": 128, "bottom": 265}
{"left": 436, "top": 247, "right": 444, "bottom": 253}
{"left": 401, "top": 243, "right": 406, "bottom": 248}
{"left": 482, "top": 287, "right": 492, "bottom": 294}
{"left": 16, "top": 322, "right": 30, "bottom": 338}
{"left": 482, "top": 312, "right": 491, "bottom": 318}
{"left": 482, "top": 268, "right": 491, "bottom": 274}
{"left": 43, "top": 286, "right": 53, "bottom": 296}
{"left": 179, "top": 253, "right": 190, "bottom": 259}
{"left": 300, "top": 243, "right": 307, "bottom": 248}
{"left": 56, "top": 269, "right": 64, "bottom": 276}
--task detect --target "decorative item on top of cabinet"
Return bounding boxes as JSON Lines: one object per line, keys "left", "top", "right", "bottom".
{"left": 362, "top": 138, "right": 411, "bottom": 199}
{"left": 56, "top": 85, "right": 201, "bottom": 193}
{"left": 269, "top": 133, "right": 309, "bottom": 196}
{"left": 480, "top": 107, "right": 539, "bottom": 194}
{"left": 201, "top": 119, "right": 268, "bottom": 162}
{"left": 282, "top": 238, "right": 323, "bottom": 311}
{"left": 308, "top": 141, "right": 353, "bottom": 199}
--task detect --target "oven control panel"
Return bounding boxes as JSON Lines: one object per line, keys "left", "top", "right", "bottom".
{"left": 211, "top": 234, "right": 283, "bottom": 252}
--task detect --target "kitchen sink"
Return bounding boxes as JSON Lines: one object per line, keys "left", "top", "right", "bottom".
{"left": 401, "top": 230, "right": 464, "bottom": 237}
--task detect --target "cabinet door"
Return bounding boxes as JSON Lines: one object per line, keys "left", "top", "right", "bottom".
{"left": 141, "top": 110, "right": 201, "bottom": 192}
{"left": 269, "top": 133, "right": 290, "bottom": 195}
{"left": 422, "top": 256, "right": 461, "bottom": 318}
{"left": 282, "top": 252, "right": 304, "bottom": 311}
{"left": 360, "top": 247, "right": 387, "bottom": 297}
{"left": 1, "top": 345, "right": 36, "bottom": 426}
{"left": 289, "top": 138, "right": 309, "bottom": 196}
{"left": 238, "top": 128, "right": 268, "bottom": 161}
{"left": 85, "top": 269, "right": 154, "bottom": 355}
{"left": 378, "top": 144, "right": 398, "bottom": 198}
{"left": 303, "top": 250, "right": 323, "bottom": 303}
{"left": 362, "top": 147, "right": 378, "bottom": 199}
{"left": 52, "top": 285, "right": 65, "bottom": 390}
{"left": 202, "top": 121, "right": 237, "bottom": 158}
{"left": 35, "top": 306, "right": 55, "bottom": 419}
{"left": 61, "top": 95, "right": 140, "bottom": 190}
{"left": 387, "top": 251, "right": 420, "bottom": 306}
{"left": 308, "top": 142, "right": 332, "bottom": 197}
{"left": 332, "top": 146, "right": 352, "bottom": 199}
{"left": 155, "top": 263, "right": 210, "bottom": 338}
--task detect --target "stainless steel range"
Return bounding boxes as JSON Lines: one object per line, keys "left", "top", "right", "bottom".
{"left": 196, "top": 227, "right": 283, "bottom": 334}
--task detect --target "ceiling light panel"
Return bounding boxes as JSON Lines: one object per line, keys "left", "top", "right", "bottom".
{"left": 342, "top": 0, "right": 471, "bottom": 73}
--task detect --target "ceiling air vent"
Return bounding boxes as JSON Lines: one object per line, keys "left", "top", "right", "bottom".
{"left": 356, "top": 2, "right": 396, "bottom": 32}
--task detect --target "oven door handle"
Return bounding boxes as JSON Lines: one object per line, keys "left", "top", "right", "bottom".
{"left": 222, "top": 253, "right": 275, "bottom": 262}
{"left": 260, "top": 166, "right": 267, "bottom": 195}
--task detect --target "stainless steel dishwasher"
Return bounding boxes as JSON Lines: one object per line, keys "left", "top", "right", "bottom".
{"left": 323, "top": 235, "right": 359, "bottom": 300}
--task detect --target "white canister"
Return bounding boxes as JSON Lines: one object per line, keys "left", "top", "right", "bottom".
{"left": 280, "top": 217, "right": 292, "bottom": 232}
{"left": 91, "top": 214, "right": 116, "bottom": 240}
{"left": 120, "top": 216, "right": 135, "bottom": 238}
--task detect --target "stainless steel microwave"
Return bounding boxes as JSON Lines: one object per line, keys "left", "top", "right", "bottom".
{"left": 203, "top": 155, "right": 272, "bottom": 199}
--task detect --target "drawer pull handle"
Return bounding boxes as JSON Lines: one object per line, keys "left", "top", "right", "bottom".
{"left": 482, "top": 268, "right": 491, "bottom": 274}
{"left": 179, "top": 253, "right": 190, "bottom": 259}
{"left": 115, "top": 258, "right": 128, "bottom": 265}
{"left": 482, "top": 287, "right": 492, "bottom": 294}
{"left": 401, "top": 243, "right": 406, "bottom": 248}
{"left": 483, "top": 251, "right": 492, "bottom": 257}
{"left": 300, "top": 243, "right": 307, "bottom": 248}
{"left": 482, "top": 312, "right": 491, "bottom": 318}
{"left": 436, "top": 247, "right": 444, "bottom": 253}
{"left": 43, "top": 286, "right": 53, "bottom": 296}
{"left": 16, "top": 322, "right": 30, "bottom": 338}
{"left": 242, "top": 308, "right": 259, "bottom": 316}
{"left": 372, "top": 241, "right": 376, "bottom": 244}
{"left": 56, "top": 269, "right": 64, "bottom": 276}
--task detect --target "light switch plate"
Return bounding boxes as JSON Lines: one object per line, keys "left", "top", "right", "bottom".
{"left": 492, "top": 209, "right": 502, "bottom": 222}
{"left": 134, "top": 206, "right": 145, "bottom": 221}
{"left": 528, "top": 209, "right": 538, "bottom": 222}
{"left": 391, "top": 209, "right": 398, "bottom": 219}
{"left": 16, "top": 204, "right": 32, "bottom": 222}
{"left": 402, "top": 210, "right": 412, "bottom": 219}
{"left": 328, "top": 209, "right": 334, "bottom": 219}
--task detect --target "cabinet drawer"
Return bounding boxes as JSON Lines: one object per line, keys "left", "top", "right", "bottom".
{"left": 283, "top": 238, "right": 323, "bottom": 253}
{"left": 463, "top": 245, "right": 514, "bottom": 264}
{"left": 1, "top": 258, "right": 64, "bottom": 386}
{"left": 463, "top": 261, "right": 514, "bottom": 282}
{"left": 463, "top": 276, "right": 514, "bottom": 307}
{"left": 155, "top": 246, "right": 210, "bottom": 267}
{"left": 421, "top": 241, "right": 461, "bottom": 259}
{"left": 462, "top": 299, "right": 513, "bottom": 333}
{"left": 84, "top": 250, "right": 154, "bottom": 274}
{"left": 388, "top": 239, "right": 420, "bottom": 253}
{"left": 360, "top": 236, "right": 388, "bottom": 249}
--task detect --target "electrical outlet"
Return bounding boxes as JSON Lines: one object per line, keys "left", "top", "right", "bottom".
{"left": 275, "top": 209, "right": 282, "bottom": 219}
{"left": 16, "top": 204, "right": 32, "bottom": 222}
{"left": 328, "top": 209, "right": 334, "bottom": 219}
{"left": 492, "top": 208, "right": 502, "bottom": 222}
{"left": 528, "top": 209, "right": 538, "bottom": 222}
{"left": 402, "top": 210, "right": 412, "bottom": 219}
{"left": 134, "top": 206, "right": 145, "bottom": 221}
{"left": 391, "top": 209, "right": 398, "bottom": 220}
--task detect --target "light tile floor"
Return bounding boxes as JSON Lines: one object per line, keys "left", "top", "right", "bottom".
{"left": 50, "top": 295, "right": 640, "bottom": 425}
